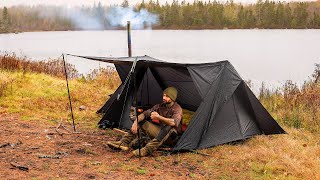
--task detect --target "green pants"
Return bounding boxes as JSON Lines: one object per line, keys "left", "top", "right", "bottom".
{"left": 140, "top": 121, "right": 179, "bottom": 147}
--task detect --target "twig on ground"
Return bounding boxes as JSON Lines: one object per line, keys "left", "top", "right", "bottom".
{"left": 11, "top": 140, "right": 22, "bottom": 148}
{"left": 38, "top": 151, "right": 68, "bottom": 159}
{"left": 56, "top": 118, "right": 81, "bottom": 135}
{"left": 159, "top": 147, "right": 172, "bottom": 151}
{"left": 189, "top": 150, "right": 212, "bottom": 157}
{"left": 28, "top": 147, "right": 40, "bottom": 150}
{"left": 0, "top": 141, "right": 22, "bottom": 148}
{"left": 0, "top": 143, "right": 11, "bottom": 148}
{"left": 113, "top": 128, "right": 128, "bottom": 134}
{"left": 56, "top": 119, "right": 71, "bottom": 135}
{"left": 10, "top": 162, "right": 29, "bottom": 171}
{"left": 38, "top": 154, "right": 60, "bottom": 159}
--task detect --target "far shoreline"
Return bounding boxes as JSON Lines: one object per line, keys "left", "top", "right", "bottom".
{"left": 2, "top": 28, "right": 320, "bottom": 35}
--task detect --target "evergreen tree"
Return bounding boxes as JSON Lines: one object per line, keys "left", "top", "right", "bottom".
{"left": 293, "top": 2, "right": 308, "bottom": 28}
{"left": 121, "top": 0, "right": 129, "bottom": 8}
{"left": 161, "top": 1, "right": 170, "bottom": 27}
{"left": 313, "top": 12, "right": 320, "bottom": 28}
{"left": 1, "top": 7, "right": 10, "bottom": 33}
{"left": 224, "top": 1, "right": 237, "bottom": 28}
{"left": 284, "top": 3, "right": 293, "bottom": 28}
{"left": 182, "top": 2, "right": 194, "bottom": 27}
{"left": 247, "top": 9, "right": 256, "bottom": 28}
{"left": 238, "top": 5, "right": 245, "bottom": 28}
{"left": 138, "top": 0, "right": 146, "bottom": 11}
{"left": 256, "top": 0, "right": 264, "bottom": 28}
{"left": 96, "top": 2, "right": 106, "bottom": 29}
{"left": 275, "top": 2, "right": 285, "bottom": 28}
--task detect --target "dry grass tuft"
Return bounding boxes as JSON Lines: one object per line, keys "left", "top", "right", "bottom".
{"left": 198, "top": 127, "right": 320, "bottom": 179}
{"left": 260, "top": 63, "right": 320, "bottom": 132}
{"left": 0, "top": 54, "right": 121, "bottom": 127}
{"left": 0, "top": 53, "right": 78, "bottom": 78}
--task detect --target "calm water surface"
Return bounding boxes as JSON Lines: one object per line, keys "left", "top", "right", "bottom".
{"left": 1, "top": 30, "right": 319, "bottom": 91}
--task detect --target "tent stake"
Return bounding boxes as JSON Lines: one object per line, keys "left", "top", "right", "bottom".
{"left": 62, "top": 54, "right": 76, "bottom": 132}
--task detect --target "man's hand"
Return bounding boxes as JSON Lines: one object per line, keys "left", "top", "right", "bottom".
{"left": 131, "top": 120, "right": 138, "bottom": 134}
{"left": 131, "top": 113, "right": 146, "bottom": 134}
{"left": 150, "top": 111, "right": 160, "bottom": 120}
{"left": 151, "top": 111, "right": 176, "bottom": 126}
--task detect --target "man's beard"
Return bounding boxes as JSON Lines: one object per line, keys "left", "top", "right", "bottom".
{"left": 162, "top": 99, "right": 169, "bottom": 104}
{"left": 163, "top": 99, "right": 172, "bottom": 104}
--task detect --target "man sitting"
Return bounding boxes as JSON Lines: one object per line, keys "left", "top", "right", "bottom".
{"left": 107, "top": 87, "right": 183, "bottom": 157}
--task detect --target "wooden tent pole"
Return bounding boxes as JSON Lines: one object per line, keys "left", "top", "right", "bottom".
{"left": 62, "top": 54, "right": 76, "bottom": 132}
{"left": 127, "top": 21, "right": 132, "bottom": 57}
{"left": 127, "top": 21, "right": 141, "bottom": 158}
{"left": 133, "top": 59, "right": 141, "bottom": 158}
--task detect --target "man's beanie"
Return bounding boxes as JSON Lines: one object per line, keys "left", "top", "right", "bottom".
{"left": 163, "top": 87, "right": 178, "bottom": 101}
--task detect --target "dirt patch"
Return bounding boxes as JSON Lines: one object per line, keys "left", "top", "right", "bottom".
{"left": 0, "top": 114, "right": 209, "bottom": 179}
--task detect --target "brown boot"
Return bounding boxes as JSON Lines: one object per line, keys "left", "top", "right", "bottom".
{"left": 107, "top": 132, "right": 136, "bottom": 151}
{"left": 132, "top": 139, "right": 161, "bottom": 157}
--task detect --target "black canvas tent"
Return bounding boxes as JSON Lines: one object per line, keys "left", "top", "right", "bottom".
{"left": 72, "top": 55, "right": 285, "bottom": 151}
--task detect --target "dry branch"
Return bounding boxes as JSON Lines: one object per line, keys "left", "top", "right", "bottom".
{"left": 0, "top": 143, "right": 11, "bottom": 148}
{"left": 113, "top": 128, "right": 128, "bottom": 135}
{"left": 10, "top": 162, "right": 29, "bottom": 171}
{"left": 55, "top": 119, "right": 81, "bottom": 135}
{"left": 38, "top": 154, "right": 60, "bottom": 159}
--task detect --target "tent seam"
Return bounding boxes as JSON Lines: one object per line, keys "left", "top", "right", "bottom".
{"left": 232, "top": 89, "right": 245, "bottom": 139}
{"left": 241, "top": 81, "right": 264, "bottom": 133}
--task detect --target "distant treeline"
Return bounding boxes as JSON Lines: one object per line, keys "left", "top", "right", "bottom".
{"left": 1, "top": 0, "right": 320, "bottom": 33}
{"left": 152, "top": 0, "right": 320, "bottom": 29}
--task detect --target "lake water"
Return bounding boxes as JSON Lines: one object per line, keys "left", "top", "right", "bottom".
{"left": 1, "top": 30, "right": 319, "bottom": 92}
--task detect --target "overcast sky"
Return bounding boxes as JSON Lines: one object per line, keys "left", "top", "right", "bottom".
{"left": 1, "top": 0, "right": 316, "bottom": 7}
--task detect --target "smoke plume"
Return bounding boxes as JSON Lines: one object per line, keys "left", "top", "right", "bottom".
{"left": 62, "top": 8, "right": 105, "bottom": 30}
{"left": 106, "top": 7, "right": 159, "bottom": 29}
{"left": 38, "top": 6, "right": 159, "bottom": 30}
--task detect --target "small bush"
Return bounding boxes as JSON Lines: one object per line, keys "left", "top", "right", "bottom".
{"left": 0, "top": 81, "right": 8, "bottom": 97}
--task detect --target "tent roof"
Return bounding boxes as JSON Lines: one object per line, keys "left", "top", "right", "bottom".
{"left": 67, "top": 54, "right": 168, "bottom": 65}
{"left": 67, "top": 54, "right": 228, "bottom": 67}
